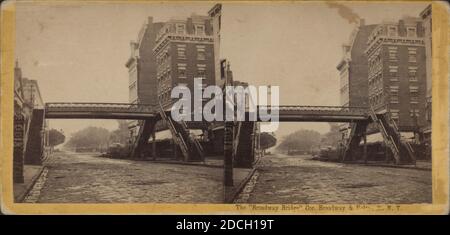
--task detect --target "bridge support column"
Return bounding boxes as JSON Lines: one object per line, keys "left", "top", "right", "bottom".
{"left": 224, "top": 121, "right": 234, "bottom": 187}
{"left": 234, "top": 122, "right": 256, "bottom": 168}
{"left": 363, "top": 132, "right": 367, "bottom": 164}
{"left": 13, "top": 113, "right": 25, "bottom": 183}
{"left": 24, "top": 109, "right": 45, "bottom": 165}
{"left": 151, "top": 128, "right": 156, "bottom": 160}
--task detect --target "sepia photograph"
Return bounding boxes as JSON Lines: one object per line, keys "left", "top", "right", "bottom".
{"left": 1, "top": 0, "right": 448, "bottom": 215}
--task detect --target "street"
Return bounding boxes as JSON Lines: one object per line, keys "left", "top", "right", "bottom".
{"left": 33, "top": 151, "right": 226, "bottom": 203}
{"left": 245, "top": 154, "right": 432, "bottom": 204}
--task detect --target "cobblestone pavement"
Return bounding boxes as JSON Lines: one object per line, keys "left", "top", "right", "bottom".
{"left": 36, "top": 151, "right": 226, "bottom": 203}
{"left": 246, "top": 154, "right": 432, "bottom": 204}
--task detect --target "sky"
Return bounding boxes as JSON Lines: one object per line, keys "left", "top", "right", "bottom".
{"left": 15, "top": 1, "right": 429, "bottom": 139}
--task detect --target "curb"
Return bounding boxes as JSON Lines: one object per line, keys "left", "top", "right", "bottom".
{"left": 226, "top": 156, "right": 263, "bottom": 203}
{"left": 226, "top": 167, "right": 257, "bottom": 203}
{"left": 356, "top": 163, "right": 431, "bottom": 171}
{"left": 16, "top": 166, "right": 46, "bottom": 203}
{"left": 134, "top": 159, "right": 224, "bottom": 169}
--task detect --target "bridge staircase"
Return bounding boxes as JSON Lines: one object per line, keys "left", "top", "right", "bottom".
{"left": 24, "top": 109, "right": 45, "bottom": 165}
{"left": 233, "top": 121, "right": 257, "bottom": 168}
{"left": 342, "top": 121, "right": 369, "bottom": 162}
{"left": 158, "top": 102, "right": 204, "bottom": 162}
{"left": 369, "top": 107, "right": 416, "bottom": 164}
{"left": 130, "top": 119, "right": 154, "bottom": 158}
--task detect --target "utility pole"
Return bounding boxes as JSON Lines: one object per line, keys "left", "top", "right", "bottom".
{"left": 223, "top": 61, "right": 234, "bottom": 197}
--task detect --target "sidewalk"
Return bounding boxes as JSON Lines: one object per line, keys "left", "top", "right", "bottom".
{"left": 13, "top": 164, "right": 45, "bottom": 202}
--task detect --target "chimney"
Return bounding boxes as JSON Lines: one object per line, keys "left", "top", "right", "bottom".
{"left": 359, "top": 18, "right": 365, "bottom": 26}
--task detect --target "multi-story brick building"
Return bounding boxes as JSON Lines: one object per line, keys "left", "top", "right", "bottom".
{"left": 420, "top": 5, "right": 432, "bottom": 143}
{"left": 125, "top": 17, "right": 163, "bottom": 139}
{"left": 153, "top": 14, "right": 216, "bottom": 111}
{"left": 337, "top": 19, "right": 377, "bottom": 137}
{"left": 365, "top": 17, "right": 427, "bottom": 132}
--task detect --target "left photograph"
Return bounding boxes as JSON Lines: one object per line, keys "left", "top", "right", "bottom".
{"left": 12, "top": 2, "right": 249, "bottom": 203}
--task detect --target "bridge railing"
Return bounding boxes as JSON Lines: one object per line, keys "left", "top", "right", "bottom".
{"left": 45, "top": 102, "right": 159, "bottom": 113}
{"left": 256, "top": 105, "right": 369, "bottom": 116}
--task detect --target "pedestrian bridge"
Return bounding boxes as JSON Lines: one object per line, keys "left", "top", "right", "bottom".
{"left": 44, "top": 102, "right": 370, "bottom": 122}
{"left": 44, "top": 103, "right": 158, "bottom": 120}
{"left": 257, "top": 105, "right": 369, "bottom": 122}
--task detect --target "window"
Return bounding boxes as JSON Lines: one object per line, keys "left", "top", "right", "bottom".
{"left": 388, "top": 46, "right": 398, "bottom": 61}
{"left": 197, "top": 51, "right": 206, "bottom": 60}
{"left": 409, "top": 85, "right": 419, "bottom": 93}
{"left": 408, "top": 47, "right": 417, "bottom": 54}
{"left": 178, "top": 63, "right": 187, "bottom": 78}
{"left": 410, "top": 96, "right": 419, "bottom": 104}
{"left": 408, "top": 48, "right": 417, "bottom": 63}
{"left": 390, "top": 85, "right": 399, "bottom": 94}
{"left": 179, "top": 69, "right": 186, "bottom": 78}
{"left": 410, "top": 109, "right": 420, "bottom": 117}
{"left": 196, "top": 64, "right": 206, "bottom": 78}
{"left": 176, "top": 23, "right": 186, "bottom": 34}
{"left": 194, "top": 24, "right": 205, "bottom": 35}
{"left": 197, "top": 69, "right": 206, "bottom": 78}
{"left": 389, "top": 65, "right": 398, "bottom": 80}
{"left": 177, "top": 48, "right": 186, "bottom": 59}
{"left": 390, "top": 94, "right": 399, "bottom": 104}
{"left": 409, "top": 66, "right": 418, "bottom": 81}
{"left": 391, "top": 109, "right": 399, "bottom": 121}
{"left": 407, "top": 27, "right": 417, "bottom": 37}
{"left": 196, "top": 45, "right": 206, "bottom": 60}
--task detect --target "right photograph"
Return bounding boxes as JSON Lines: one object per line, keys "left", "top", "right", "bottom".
{"left": 221, "top": 2, "right": 432, "bottom": 204}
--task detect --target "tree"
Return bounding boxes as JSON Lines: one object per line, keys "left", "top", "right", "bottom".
{"left": 109, "top": 120, "right": 130, "bottom": 145}
{"left": 259, "top": 132, "right": 277, "bottom": 154}
{"left": 48, "top": 129, "right": 65, "bottom": 147}
{"left": 65, "top": 126, "right": 110, "bottom": 151}
{"left": 276, "top": 129, "right": 321, "bottom": 153}
{"left": 321, "top": 123, "right": 342, "bottom": 146}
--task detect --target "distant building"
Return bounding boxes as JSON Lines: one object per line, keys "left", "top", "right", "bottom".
{"left": 336, "top": 19, "right": 377, "bottom": 137}
{"left": 153, "top": 14, "right": 216, "bottom": 110}
{"left": 125, "top": 17, "right": 163, "bottom": 139}
{"left": 365, "top": 17, "right": 427, "bottom": 132}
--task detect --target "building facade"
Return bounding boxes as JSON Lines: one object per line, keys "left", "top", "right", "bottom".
{"left": 420, "top": 5, "right": 432, "bottom": 141}
{"left": 126, "top": 17, "right": 163, "bottom": 139}
{"left": 337, "top": 20, "right": 377, "bottom": 137}
{"left": 365, "top": 17, "right": 427, "bottom": 132}
{"left": 153, "top": 14, "right": 216, "bottom": 111}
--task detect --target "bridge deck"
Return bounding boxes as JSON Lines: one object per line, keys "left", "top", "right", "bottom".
{"left": 44, "top": 103, "right": 158, "bottom": 120}
{"left": 44, "top": 103, "right": 369, "bottom": 122}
